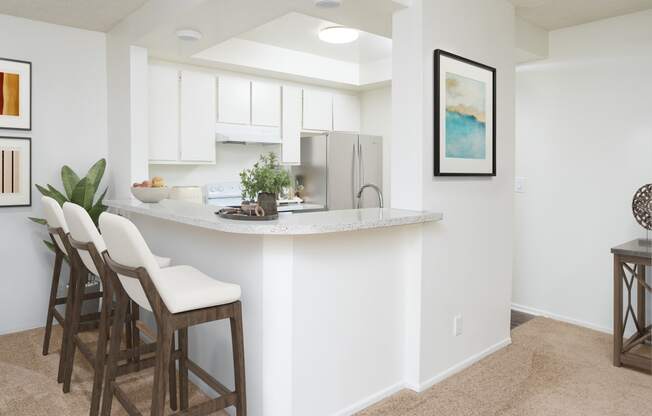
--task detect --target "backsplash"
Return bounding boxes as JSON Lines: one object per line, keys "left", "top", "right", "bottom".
{"left": 149, "top": 143, "right": 281, "bottom": 188}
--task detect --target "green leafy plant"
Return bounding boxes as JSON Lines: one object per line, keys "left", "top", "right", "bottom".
{"left": 239, "top": 152, "right": 291, "bottom": 201}
{"left": 29, "top": 159, "right": 108, "bottom": 253}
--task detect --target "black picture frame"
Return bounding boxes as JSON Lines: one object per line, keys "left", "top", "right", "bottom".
{"left": 0, "top": 57, "right": 32, "bottom": 131}
{"left": 434, "top": 49, "right": 496, "bottom": 177}
{"left": 0, "top": 136, "right": 32, "bottom": 207}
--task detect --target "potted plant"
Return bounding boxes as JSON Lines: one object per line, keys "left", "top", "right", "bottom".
{"left": 239, "top": 152, "right": 290, "bottom": 216}
{"left": 29, "top": 159, "right": 108, "bottom": 253}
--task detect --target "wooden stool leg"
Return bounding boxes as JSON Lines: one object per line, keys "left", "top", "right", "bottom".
{"left": 125, "top": 301, "right": 134, "bottom": 358}
{"left": 43, "top": 251, "right": 63, "bottom": 356}
{"left": 169, "top": 331, "right": 178, "bottom": 411}
{"left": 230, "top": 301, "right": 247, "bottom": 416}
{"left": 179, "top": 327, "right": 189, "bottom": 410}
{"left": 151, "top": 323, "right": 173, "bottom": 416}
{"left": 58, "top": 266, "right": 78, "bottom": 383}
{"left": 100, "top": 295, "right": 129, "bottom": 416}
{"left": 89, "top": 282, "right": 112, "bottom": 416}
{"left": 63, "top": 271, "right": 85, "bottom": 393}
{"left": 132, "top": 303, "right": 141, "bottom": 365}
{"left": 613, "top": 255, "right": 623, "bottom": 367}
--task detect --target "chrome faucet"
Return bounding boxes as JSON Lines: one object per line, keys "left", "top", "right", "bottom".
{"left": 356, "top": 183, "right": 384, "bottom": 208}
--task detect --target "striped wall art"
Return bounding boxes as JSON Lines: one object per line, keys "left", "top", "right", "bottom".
{"left": 0, "top": 137, "right": 31, "bottom": 207}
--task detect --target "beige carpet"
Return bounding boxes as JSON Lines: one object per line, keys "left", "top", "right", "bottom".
{"left": 358, "top": 318, "right": 652, "bottom": 416}
{"left": 0, "top": 325, "right": 226, "bottom": 416}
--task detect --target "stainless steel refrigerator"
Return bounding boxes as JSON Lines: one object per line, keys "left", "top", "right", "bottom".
{"left": 292, "top": 133, "right": 383, "bottom": 210}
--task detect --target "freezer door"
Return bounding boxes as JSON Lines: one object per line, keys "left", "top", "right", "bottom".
{"left": 293, "top": 135, "right": 328, "bottom": 207}
{"left": 358, "top": 135, "right": 383, "bottom": 208}
{"left": 327, "top": 133, "right": 358, "bottom": 210}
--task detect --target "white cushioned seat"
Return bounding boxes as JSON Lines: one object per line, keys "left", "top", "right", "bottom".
{"left": 62, "top": 202, "right": 171, "bottom": 278}
{"left": 42, "top": 196, "right": 69, "bottom": 255}
{"left": 155, "top": 256, "right": 171, "bottom": 268}
{"left": 99, "top": 212, "right": 240, "bottom": 314}
{"left": 150, "top": 265, "right": 241, "bottom": 314}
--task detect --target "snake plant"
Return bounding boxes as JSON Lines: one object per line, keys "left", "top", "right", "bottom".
{"left": 29, "top": 159, "right": 108, "bottom": 253}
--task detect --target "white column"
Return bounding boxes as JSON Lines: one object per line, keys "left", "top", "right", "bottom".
{"left": 262, "top": 236, "right": 294, "bottom": 415}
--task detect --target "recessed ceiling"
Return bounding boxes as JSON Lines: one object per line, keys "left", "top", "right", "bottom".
{"left": 511, "top": 0, "right": 652, "bottom": 30}
{"left": 0, "top": 0, "right": 148, "bottom": 32}
{"left": 237, "top": 12, "right": 392, "bottom": 64}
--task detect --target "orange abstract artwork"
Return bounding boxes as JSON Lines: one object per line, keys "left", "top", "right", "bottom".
{"left": 0, "top": 72, "right": 20, "bottom": 116}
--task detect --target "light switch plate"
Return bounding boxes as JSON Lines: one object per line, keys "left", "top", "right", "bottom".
{"left": 515, "top": 176, "right": 527, "bottom": 193}
{"left": 454, "top": 314, "right": 463, "bottom": 336}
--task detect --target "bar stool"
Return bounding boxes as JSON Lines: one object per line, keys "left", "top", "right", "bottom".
{"left": 41, "top": 196, "right": 103, "bottom": 383}
{"left": 62, "top": 202, "right": 176, "bottom": 416}
{"left": 99, "top": 212, "right": 246, "bottom": 416}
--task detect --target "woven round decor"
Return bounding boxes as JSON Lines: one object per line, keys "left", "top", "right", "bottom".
{"left": 632, "top": 184, "right": 652, "bottom": 230}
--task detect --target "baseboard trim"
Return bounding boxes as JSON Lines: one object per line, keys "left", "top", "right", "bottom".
{"left": 417, "top": 337, "right": 512, "bottom": 392}
{"left": 332, "top": 381, "right": 406, "bottom": 416}
{"left": 511, "top": 303, "right": 612, "bottom": 334}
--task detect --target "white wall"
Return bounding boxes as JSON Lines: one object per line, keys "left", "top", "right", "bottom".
{"left": 392, "top": 0, "right": 515, "bottom": 389}
{"left": 0, "top": 14, "right": 107, "bottom": 334}
{"left": 513, "top": 10, "right": 652, "bottom": 333}
{"left": 360, "top": 86, "right": 392, "bottom": 203}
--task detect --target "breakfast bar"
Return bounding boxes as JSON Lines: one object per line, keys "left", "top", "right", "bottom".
{"left": 106, "top": 199, "right": 442, "bottom": 416}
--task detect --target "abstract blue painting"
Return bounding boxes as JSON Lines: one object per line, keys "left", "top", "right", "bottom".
{"left": 445, "top": 72, "right": 486, "bottom": 159}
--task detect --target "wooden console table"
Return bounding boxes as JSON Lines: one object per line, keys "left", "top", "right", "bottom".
{"left": 611, "top": 239, "right": 651, "bottom": 373}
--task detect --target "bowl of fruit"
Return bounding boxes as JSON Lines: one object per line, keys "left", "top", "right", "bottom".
{"left": 131, "top": 177, "right": 169, "bottom": 203}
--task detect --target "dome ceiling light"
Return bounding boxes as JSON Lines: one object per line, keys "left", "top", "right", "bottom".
{"left": 318, "top": 26, "right": 359, "bottom": 44}
{"left": 176, "top": 29, "right": 203, "bottom": 41}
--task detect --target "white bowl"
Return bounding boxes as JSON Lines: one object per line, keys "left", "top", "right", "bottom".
{"left": 131, "top": 186, "right": 170, "bottom": 203}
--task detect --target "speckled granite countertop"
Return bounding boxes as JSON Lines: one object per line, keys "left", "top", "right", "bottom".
{"left": 106, "top": 199, "right": 442, "bottom": 236}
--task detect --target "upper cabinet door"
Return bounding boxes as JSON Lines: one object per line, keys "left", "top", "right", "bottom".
{"left": 302, "top": 89, "right": 333, "bottom": 131}
{"left": 281, "top": 86, "right": 302, "bottom": 165}
{"left": 252, "top": 81, "right": 281, "bottom": 127}
{"left": 218, "top": 76, "right": 251, "bottom": 125}
{"left": 333, "top": 93, "right": 360, "bottom": 133}
{"left": 148, "top": 65, "right": 179, "bottom": 161}
{"left": 180, "top": 70, "right": 216, "bottom": 162}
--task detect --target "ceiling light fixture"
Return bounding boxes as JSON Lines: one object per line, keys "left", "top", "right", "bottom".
{"left": 176, "top": 29, "right": 203, "bottom": 41}
{"left": 319, "top": 26, "right": 359, "bottom": 44}
{"left": 315, "top": 0, "right": 342, "bottom": 7}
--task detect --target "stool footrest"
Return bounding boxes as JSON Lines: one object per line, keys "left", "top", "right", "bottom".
{"left": 114, "top": 385, "right": 144, "bottom": 416}
{"left": 171, "top": 393, "right": 238, "bottom": 416}
{"left": 187, "top": 359, "right": 230, "bottom": 397}
{"left": 54, "top": 291, "right": 103, "bottom": 306}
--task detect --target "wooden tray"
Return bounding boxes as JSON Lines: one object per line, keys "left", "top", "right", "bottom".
{"left": 216, "top": 208, "right": 278, "bottom": 221}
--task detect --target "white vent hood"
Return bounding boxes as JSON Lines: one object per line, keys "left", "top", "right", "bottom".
{"left": 216, "top": 123, "right": 282, "bottom": 144}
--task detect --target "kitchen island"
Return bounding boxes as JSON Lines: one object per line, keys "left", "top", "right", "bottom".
{"left": 106, "top": 199, "right": 442, "bottom": 416}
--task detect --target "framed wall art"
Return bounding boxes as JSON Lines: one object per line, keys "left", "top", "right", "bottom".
{"left": 434, "top": 49, "right": 496, "bottom": 176}
{"left": 0, "top": 136, "right": 31, "bottom": 207}
{"left": 0, "top": 58, "right": 32, "bottom": 131}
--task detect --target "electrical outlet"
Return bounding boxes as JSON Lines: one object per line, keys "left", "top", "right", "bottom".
{"left": 514, "top": 176, "right": 527, "bottom": 193}
{"left": 454, "top": 314, "right": 463, "bottom": 336}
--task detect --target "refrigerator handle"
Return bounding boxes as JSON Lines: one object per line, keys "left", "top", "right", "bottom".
{"left": 359, "top": 142, "right": 365, "bottom": 185}
{"left": 352, "top": 143, "right": 357, "bottom": 206}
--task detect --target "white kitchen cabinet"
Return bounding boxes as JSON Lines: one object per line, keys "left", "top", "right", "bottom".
{"left": 252, "top": 81, "right": 281, "bottom": 127}
{"left": 281, "top": 86, "right": 302, "bottom": 165}
{"left": 302, "top": 89, "right": 332, "bottom": 131}
{"left": 218, "top": 76, "right": 251, "bottom": 125}
{"left": 333, "top": 93, "right": 360, "bottom": 133}
{"left": 148, "top": 65, "right": 179, "bottom": 161}
{"left": 180, "top": 70, "right": 216, "bottom": 162}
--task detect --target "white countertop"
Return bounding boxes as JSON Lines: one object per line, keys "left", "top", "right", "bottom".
{"left": 106, "top": 199, "right": 442, "bottom": 236}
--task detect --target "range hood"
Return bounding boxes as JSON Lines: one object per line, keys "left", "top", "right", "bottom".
{"left": 215, "top": 123, "right": 282, "bottom": 144}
